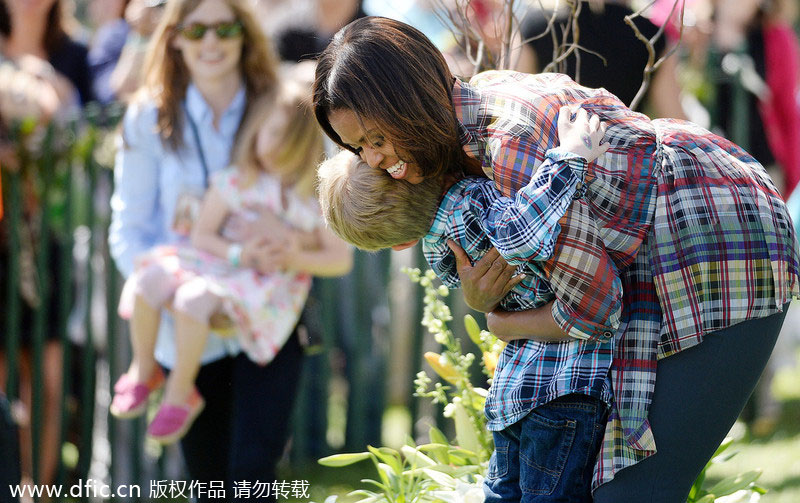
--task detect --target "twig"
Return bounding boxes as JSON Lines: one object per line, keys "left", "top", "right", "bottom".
{"left": 625, "top": 0, "right": 685, "bottom": 110}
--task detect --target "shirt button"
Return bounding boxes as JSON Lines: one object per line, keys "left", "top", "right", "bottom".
{"left": 603, "top": 330, "right": 614, "bottom": 338}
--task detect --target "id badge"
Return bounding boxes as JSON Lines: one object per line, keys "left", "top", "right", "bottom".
{"left": 172, "top": 188, "right": 204, "bottom": 236}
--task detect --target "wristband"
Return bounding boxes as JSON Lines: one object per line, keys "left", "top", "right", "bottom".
{"left": 227, "top": 243, "right": 243, "bottom": 267}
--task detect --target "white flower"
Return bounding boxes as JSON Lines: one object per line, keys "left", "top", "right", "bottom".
{"left": 429, "top": 476, "right": 485, "bottom": 503}
{"left": 716, "top": 491, "right": 761, "bottom": 503}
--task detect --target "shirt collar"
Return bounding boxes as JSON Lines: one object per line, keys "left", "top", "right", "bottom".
{"left": 452, "top": 77, "right": 482, "bottom": 160}
{"left": 423, "top": 178, "right": 472, "bottom": 242}
{"left": 185, "top": 83, "right": 246, "bottom": 131}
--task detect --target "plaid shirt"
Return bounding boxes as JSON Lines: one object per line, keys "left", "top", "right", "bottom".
{"left": 423, "top": 151, "right": 616, "bottom": 431}
{"left": 453, "top": 71, "right": 800, "bottom": 489}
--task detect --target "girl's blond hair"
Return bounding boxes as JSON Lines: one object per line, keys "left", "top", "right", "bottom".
{"left": 233, "top": 78, "right": 324, "bottom": 199}
{"left": 141, "top": 0, "right": 278, "bottom": 150}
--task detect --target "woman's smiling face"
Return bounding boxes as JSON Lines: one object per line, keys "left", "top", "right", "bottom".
{"left": 172, "top": 0, "right": 244, "bottom": 85}
{"left": 328, "top": 108, "right": 425, "bottom": 184}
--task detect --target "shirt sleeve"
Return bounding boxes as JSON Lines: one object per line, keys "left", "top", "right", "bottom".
{"left": 108, "top": 102, "right": 163, "bottom": 278}
{"left": 487, "top": 133, "right": 620, "bottom": 342}
{"left": 544, "top": 199, "right": 623, "bottom": 342}
{"left": 423, "top": 238, "right": 462, "bottom": 289}
{"left": 474, "top": 146, "right": 587, "bottom": 265}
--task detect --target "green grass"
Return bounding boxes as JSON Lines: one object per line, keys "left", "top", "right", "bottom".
{"left": 704, "top": 357, "right": 800, "bottom": 503}
{"left": 704, "top": 407, "right": 800, "bottom": 502}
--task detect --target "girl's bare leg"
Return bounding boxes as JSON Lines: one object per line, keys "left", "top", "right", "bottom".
{"left": 160, "top": 280, "right": 221, "bottom": 406}
{"left": 127, "top": 294, "right": 161, "bottom": 382}
{"left": 161, "top": 311, "right": 210, "bottom": 406}
{"left": 39, "top": 341, "right": 62, "bottom": 486}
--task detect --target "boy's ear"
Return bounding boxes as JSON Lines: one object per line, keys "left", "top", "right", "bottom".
{"left": 391, "top": 239, "right": 419, "bottom": 251}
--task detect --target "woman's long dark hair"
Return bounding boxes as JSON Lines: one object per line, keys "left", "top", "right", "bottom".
{"left": 0, "top": 0, "right": 66, "bottom": 57}
{"left": 313, "top": 16, "right": 465, "bottom": 179}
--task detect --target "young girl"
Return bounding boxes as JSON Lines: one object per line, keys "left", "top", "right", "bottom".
{"left": 111, "top": 80, "right": 352, "bottom": 445}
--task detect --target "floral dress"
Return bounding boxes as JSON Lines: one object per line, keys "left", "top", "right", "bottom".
{"left": 119, "top": 167, "right": 321, "bottom": 365}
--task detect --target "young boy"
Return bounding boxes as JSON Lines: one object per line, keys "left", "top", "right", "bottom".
{"left": 317, "top": 107, "right": 619, "bottom": 501}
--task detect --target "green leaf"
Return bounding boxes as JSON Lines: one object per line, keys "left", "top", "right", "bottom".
{"left": 428, "top": 426, "right": 450, "bottom": 446}
{"left": 318, "top": 452, "right": 371, "bottom": 467}
{"left": 376, "top": 462, "right": 396, "bottom": 488}
{"left": 448, "top": 447, "right": 479, "bottom": 465}
{"left": 463, "top": 314, "right": 483, "bottom": 347}
{"left": 695, "top": 495, "right": 716, "bottom": 503}
{"left": 368, "top": 446, "right": 404, "bottom": 474}
{"left": 418, "top": 443, "right": 451, "bottom": 464}
{"left": 360, "top": 479, "right": 388, "bottom": 493}
{"left": 707, "top": 470, "right": 762, "bottom": 497}
{"left": 451, "top": 465, "right": 485, "bottom": 478}
{"left": 404, "top": 465, "right": 456, "bottom": 477}
{"left": 421, "top": 468, "right": 457, "bottom": 488}
{"left": 453, "top": 401, "right": 482, "bottom": 454}
{"left": 710, "top": 438, "right": 735, "bottom": 460}
{"left": 400, "top": 445, "right": 437, "bottom": 467}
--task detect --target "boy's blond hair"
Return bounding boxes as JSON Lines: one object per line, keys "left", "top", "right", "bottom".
{"left": 317, "top": 150, "right": 442, "bottom": 251}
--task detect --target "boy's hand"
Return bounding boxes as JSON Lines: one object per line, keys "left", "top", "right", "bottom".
{"left": 557, "top": 105, "right": 609, "bottom": 163}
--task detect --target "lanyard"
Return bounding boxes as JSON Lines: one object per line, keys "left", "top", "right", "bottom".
{"left": 185, "top": 112, "right": 210, "bottom": 189}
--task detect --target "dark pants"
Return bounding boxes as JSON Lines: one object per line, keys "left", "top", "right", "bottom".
{"left": 593, "top": 307, "right": 788, "bottom": 503}
{"left": 484, "top": 394, "right": 609, "bottom": 502}
{"left": 229, "top": 335, "right": 303, "bottom": 501}
{"left": 177, "top": 334, "right": 304, "bottom": 503}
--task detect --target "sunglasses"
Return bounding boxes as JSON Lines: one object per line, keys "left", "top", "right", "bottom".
{"left": 177, "top": 20, "right": 244, "bottom": 41}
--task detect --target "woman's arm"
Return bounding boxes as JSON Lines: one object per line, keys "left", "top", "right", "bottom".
{"left": 486, "top": 302, "right": 573, "bottom": 342}
{"left": 108, "top": 103, "right": 163, "bottom": 277}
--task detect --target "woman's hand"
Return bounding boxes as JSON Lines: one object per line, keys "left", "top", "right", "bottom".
{"left": 447, "top": 240, "right": 523, "bottom": 313}
{"left": 557, "top": 105, "right": 609, "bottom": 163}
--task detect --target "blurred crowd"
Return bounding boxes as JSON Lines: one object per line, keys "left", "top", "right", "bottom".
{"left": 0, "top": 0, "right": 799, "bottom": 498}
{"left": 1, "top": 0, "right": 796, "bottom": 188}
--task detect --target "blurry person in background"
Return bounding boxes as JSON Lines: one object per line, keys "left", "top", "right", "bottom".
{"left": 518, "top": 0, "right": 687, "bottom": 119}
{"left": 712, "top": 0, "right": 800, "bottom": 196}
{"left": 88, "top": 0, "right": 131, "bottom": 105}
{"left": 0, "top": 0, "right": 92, "bottom": 490}
{"left": 108, "top": 0, "right": 166, "bottom": 103}
{"left": 0, "top": 0, "right": 93, "bottom": 106}
{"left": 273, "top": 0, "right": 366, "bottom": 62}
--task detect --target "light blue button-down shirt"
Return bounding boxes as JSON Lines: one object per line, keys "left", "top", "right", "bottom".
{"left": 109, "top": 84, "right": 246, "bottom": 367}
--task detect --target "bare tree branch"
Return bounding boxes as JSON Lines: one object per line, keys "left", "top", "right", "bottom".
{"left": 625, "top": 0, "right": 685, "bottom": 110}
{"left": 431, "top": 0, "right": 684, "bottom": 107}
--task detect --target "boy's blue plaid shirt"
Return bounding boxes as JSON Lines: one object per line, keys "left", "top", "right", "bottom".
{"left": 422, "top": 149, "right": 614, "bottom": 431}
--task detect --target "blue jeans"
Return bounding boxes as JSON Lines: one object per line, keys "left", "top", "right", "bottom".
{"left": 484, "top": 394, "right": 608, "bottom": 503}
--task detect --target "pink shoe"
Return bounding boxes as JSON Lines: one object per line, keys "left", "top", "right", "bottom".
{"left": 146, "top": 389, "right": 205, "bottom": 445}
{"left": 110, "top": 368, "right": 165, "bottom": 418}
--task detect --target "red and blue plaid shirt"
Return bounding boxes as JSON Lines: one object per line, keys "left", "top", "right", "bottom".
{"left": 422, "top": 150, "right": 616, "bottom": 431}
{"left": 453, "top": 70, "right": 800, "bottom": 488}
